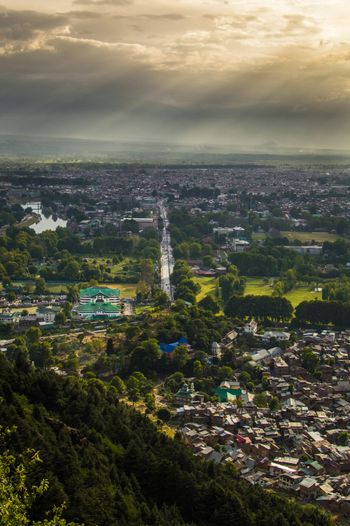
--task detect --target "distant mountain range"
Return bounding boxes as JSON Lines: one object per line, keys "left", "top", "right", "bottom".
{"left": 0, "top": 134, "right": 349, "bottom": 163}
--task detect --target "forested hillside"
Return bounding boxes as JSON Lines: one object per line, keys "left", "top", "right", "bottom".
{"left": 0, "top": 355, "right": 332, "bottom": 526}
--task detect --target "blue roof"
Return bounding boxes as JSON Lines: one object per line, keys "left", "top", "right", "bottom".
{"left": 160, "top": 336, "right": 188, "bottom": 354}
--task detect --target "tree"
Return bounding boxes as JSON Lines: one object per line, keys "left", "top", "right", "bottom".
{"left": 157, "top": 408, "right": 171, "bottom": 423}
{"left": 35, "top": 277, "right": 47, "bottom": 295}
{"left": 198, "top": 295, "right": 220, "bottom": 314}
{"left": 130, "top": 339, "right": 161, "bottom": 375}
{"left": 254, "top": 392, "right": 268, "bottom": 408}
{"left": 106, "top": 338, "right": 115, "bottom": 356}
{"left": 193, "top": 360, "right": 204, "bottom": 378}
{"left": 0, "top": 441, "right": 76, "bottom": 526}
{"left": 127, "top": 376, "right": 141, "bottom": 403}
{"left": 66, "top": 285, "right": 80, "bottom": 304}
{"left": 338, "top": 431, "right": 350, "bottom": 446}
{"left": 110, "top": 375, "right": 126, "bottom": 396}
{"left": 25, "top": 326, "right": 42, "bottom": 347}
{"left": 202, "top": 254, "right": 214, "bottom": 268}
{"left": 29, "top": 341, "right": 53, "bottom": 369}
{"left": 165, "top": 372, "right": 185, "bottom": 393}
{"left": 173, "top": 345, "right": 189, "bottom": 369}
{"left": 302, "top": 347, "right": 320, "bottom": 375}
{"left": 145, "top": 392, "right": 156, "bottom": 412}
{"left": 269, "top": 396, "right": 280, "bottom": 412}
{"left": 55, "top": 312, "right": 66, "bottom": 326}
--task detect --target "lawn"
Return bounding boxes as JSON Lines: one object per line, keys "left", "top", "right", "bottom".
{"left": 253, "top": 231, "right": 344, "bottom": 243}
{"left": 281, "top": 231, "right": 344, "bottom": 243}
{"left": 193, "top": 276, "right": 217, "bottom": 301}
{"left": 82, "top": 256, "right": 138, "bottom": 277}
{"left": 13, "top": 280, "right": 137, "bottom": 298}
{"left": 99, "top": 282, "right": 137, "bottom": 298}
{"left": 194, "top": 276, "right": 322, "bottom": 307}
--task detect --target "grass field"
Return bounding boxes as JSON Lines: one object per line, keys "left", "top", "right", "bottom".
{"left": 82, "top": 256, "right": 135, "bottom": 275}
{"left": 194, "top": 276, "right": 322, "bottom": 307}
{"left": 13, "top": 281, "right": 137, "bottom": 298}
{"left": 193, "top": 277, "right": 217, "bottom": 301}
{"left": 253, "top": 231, "right": 344, "bottom": 243}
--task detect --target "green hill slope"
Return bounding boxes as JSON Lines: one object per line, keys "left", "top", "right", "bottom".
{"left": 0, "top": 355, "right": 332, "bottom": 526}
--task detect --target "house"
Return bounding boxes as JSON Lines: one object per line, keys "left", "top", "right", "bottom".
{"left": 36, "top": 306, "right": 60, "bottom": 323}
{"left": 273, "top": 357, "right": 289, "bottom": 376}
{"left": 0, "top": 311, "right": 20, "bottom": 325}
{"left": 214, "top": 382, "right": 242, "bottom": 402}
{"left": 244, "top": 319, "right": 258, "bottom": 335}
{"left": 221, "top": 329, "right": 238, "bottom": 350}
{"left": 261, "top": 331, "right": 290, "bottom": 342}
{"left": 298, "top": 478, "right": 320, "bottom": 500}
{"left": 285, "top": 245, "right": 323, "bottom": 256}
{"left": 122, "top": 217, "right": 156, "bottom": 231}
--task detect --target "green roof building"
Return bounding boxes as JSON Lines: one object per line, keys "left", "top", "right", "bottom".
{"left": 75, "top": 286, "right": 122, "bottom": 319}
{"left": 213, "top": 387, "right": 242, "bottom": 403}
{"left": 76, "top": 302, "right": 121, "bottom": 320}
{"left": 79, "top": 287, "right": 120, "bottom": 303}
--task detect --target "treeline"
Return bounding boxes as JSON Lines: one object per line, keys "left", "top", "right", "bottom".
{"left": 0, "top": 225, "right": 159, "bottom": 283}
{"left": 0, "top": 356, "right": 332, "bottom": 526}
{"left": 295, "top": 300, "right": 350, "bottom": 326}
{"left": 228, "top": 246, "right": 304, "bottom": 277}
{"left": 171, "top": 260, "right": 200, "bottom": 303}
{"left": 224, "top": 294, "right": 293, "bottom": 322}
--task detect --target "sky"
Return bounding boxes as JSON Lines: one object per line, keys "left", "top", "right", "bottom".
{"left": 1, "top": 0, "right": 350, "bottom": 150}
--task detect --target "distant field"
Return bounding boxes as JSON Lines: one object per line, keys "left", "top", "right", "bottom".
{"left": 100, "top": 282, "right": 137, "bottom": 298}
{"left": 194, "top": 276, "right": 322, "bottom": 307}
{"left": 253, "top": 231, "right": 344, "bottom": 243}
{"left": 245, "top": 277, "right": 322, "bottom": 307}
{"left": 13, "top": 281, "right": 137, "bottom": 298}
{"left": 9, "top": 306, "right": 37, "bottom": 314}
{"left": 282, "top": 231, "right": 343, "bottom": 243}
{"left": 83, "top": 256, "right": 135, "bottom": 275}
{"left": 193, "top": 277, "right": 217, "bottom": 301}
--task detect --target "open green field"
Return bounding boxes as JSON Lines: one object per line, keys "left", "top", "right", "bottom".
{"left": 9, "top": 306, "right": 37, "bottom": 314}
{"left": 253, "top": 231, "right": 344, "bottom": 243}
{"left": 245, "top": 277, "right": 322, "bottom": 306}
{"left": 193, "top": 277, "right": 217, "bottom": 301}
{"left": 194, "top": 276, "right": 322, "bottom": 307}
{"left": 13, "top": 281, "right": 137, "bottom": 298}
{"left": 82, "top": 256, "right": 135, "bottom": 275}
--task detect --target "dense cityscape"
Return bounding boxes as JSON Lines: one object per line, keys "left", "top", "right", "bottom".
{"left": 0, "top": 159, "right": 349, "bottom": 523}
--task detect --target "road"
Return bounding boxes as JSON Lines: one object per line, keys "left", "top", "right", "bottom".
{"left": 159, "top": 201, "right": 175, "bottom": 301}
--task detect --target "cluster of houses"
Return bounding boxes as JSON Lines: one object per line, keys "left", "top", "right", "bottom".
{"left": 173, "top": 327, "right": 350, "bottom": 515}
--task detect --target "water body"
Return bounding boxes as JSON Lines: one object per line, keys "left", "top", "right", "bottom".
{"left": 22, "top": 202, "right": 67, "bottom": 234}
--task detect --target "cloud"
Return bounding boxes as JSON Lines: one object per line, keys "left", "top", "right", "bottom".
{"left": 72, "top": 0, "right": 133, "bottom": 6}
{"left": 0, "top": 7, "right": 67, "bottom": 41}
{"left": 0, "top": 1, "right": 349, "bottom": 149}
{"left": 139, "top": 14, "right": 186, "bottom": 21}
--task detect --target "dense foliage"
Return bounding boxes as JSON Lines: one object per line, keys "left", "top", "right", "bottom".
{"left": 0, "top": 356, "right": 332, "bottom": 526}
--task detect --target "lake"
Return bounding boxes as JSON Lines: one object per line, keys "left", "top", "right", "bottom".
{"left": 22, "top": 202, "right": 67, "bottom": 234}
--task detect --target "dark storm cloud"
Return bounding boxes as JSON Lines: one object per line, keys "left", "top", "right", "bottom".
{"left": 0, "top": 31, "right": 349, "bottom": 149}
{"left": 0, "top": 2, "right": 349, "bottom": 149}
{"left": 0, "top": 7, "right": 66, "bottom": 41}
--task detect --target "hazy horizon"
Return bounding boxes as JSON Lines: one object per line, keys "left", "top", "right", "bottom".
{"left": 1, "top": 1, "right": 350, "bottom": 151}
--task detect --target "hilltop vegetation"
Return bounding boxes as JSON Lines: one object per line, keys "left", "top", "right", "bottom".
{"left": 0, "top": 355, "right": 333, "bottom": 526}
